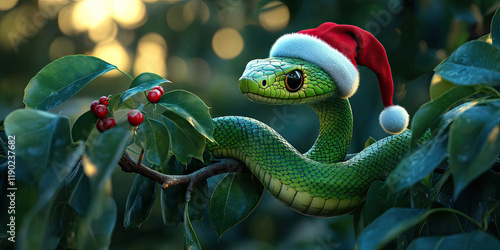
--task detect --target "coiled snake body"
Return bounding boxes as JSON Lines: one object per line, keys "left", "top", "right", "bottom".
{"left": 206, "top": 58, "right": 411, "bottom": 217}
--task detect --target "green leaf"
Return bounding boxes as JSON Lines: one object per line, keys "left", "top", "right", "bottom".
{"left": 491, "top": 6, "right": 500, "bottom": 47}
{"left": 420, "top": 210, "right": 463, "bottom": 236}
{"left": 364, "top": 136, "right": 376, "bottom": 148}
{"left": 123, "top": 173, "right": 157, "bottom": 229}
{"left": 139, "top": 117, "right": 170, "bottom": 166}
{"left": 363, "top": 181, "right": 411, "bottom": 224}
{"left": 356, "top": 208, "right": 427, "bottom": 250}
{"left": 410, "top": 86, "right": 478, "bottom": 147}
{"left": 72, "top": 110, "right": 98, "bottom": 142}
{"left": 407, "top": 231, "right": 500, "bottom": 250}
{"left": 434, "top": 41, "right": 500, "bottom": 86}
{"left": 17, "top": 144, "right": 84, "bottom": 250}
{"left": 429, "top": 74, "right": 455, "bottom": 100}
{"left": 448, "top": 105, "right": 500, "bottom": 198}
{"left": 4, "top": 109, "right": 73, "bottom": 192}
{"left": 85, "top": 124, "right": 131, "bottom": 190}
{"left": 108, "top": 93, "right": 135, "bottom": 113}
{"left": 78, "top": 194, "right": 117, "bottom": 249}
{"left": 183, "top": 196, "right": 201, "bottom": 250}
{"left": 209, "top": 172, "right": 264, "bottom": 238}
{"left": 24, "top": 55, "right": 118, "bottom": 110}
{"left": 386, "top": 133, "right": 448, "bottom": 192}
{"left": 159, "top": 90, "right": 214, "bottom": 142}
{"left": 162, "top": 113, "right": 206, "bottom": 165}
{"left": 119, "top": 72, "right": 169, "bottom": 106}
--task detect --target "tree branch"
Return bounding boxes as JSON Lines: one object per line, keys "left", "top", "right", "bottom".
{"left": 118, "top": 150, "right": 249, "bottom": 188}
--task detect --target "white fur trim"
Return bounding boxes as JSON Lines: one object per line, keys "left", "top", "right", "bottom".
{"left": 379, "top": 105, "right": 409, "bottom": 135}
{"left": 269, "top": 33, "right": 359, "bottom": 98}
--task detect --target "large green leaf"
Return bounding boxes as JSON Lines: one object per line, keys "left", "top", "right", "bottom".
{"left": 85, "top": 124, "right": 132, "bottom": 190}
{"left": 159, "top": 90, "right": 214, "bottom": 142}
{"left": 24, "top": 55, "right": 118, "bottom": 110}
{"left": 407, "top": 231, "right": 500, "bottom": 250}
{"left": 434, "top": 41, "right": 500, "bottom": 86}
{"left": 356, "top": 208, "right": 427, "bottom": 250}
{"left": 410, "top": 86, "right": 478, "bottom": 147}
{"left": 386, "top": 133, "right": 448, "bottom": 192}
{"left": 491, "top": 6, "right": 500, "bottom": 47}
{"left": 118, "top": 73, "right": 169, "bottom": 106}
{"left": 78, "top": 195, "right": 117, "bottom": 249}
{"left": 162, "top": 113, "right": 206, "bottom": 165}
{"left": 209, "top": 172, "right": 264, "bottom": 238}
{"left": 363, "top": 181, "right": 411, "bottom": 224}
{"left": 17, "top": 144, "right": 84, "bottom": 250}
{"left": 4, "top": 109, "right": 74, "bottom": 193}
{"left": 123, "top": 173, "right": 157, "bottom": 229}
{"left": 183, "top": 196, "right": 201, "bottom": 250}
{"left": 449, "top": 104, "right": 500, "bottom": 198}
{"left": 138, "top": 117, "right": 170, "bottom": 166}
{"left": 429, "top": 74, "right": 455, "bottom": 100}
{"left": 72, "top": 110, "right": 98, "bottom": 142}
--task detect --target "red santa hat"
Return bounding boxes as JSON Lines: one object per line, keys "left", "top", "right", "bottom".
{"left": 269, "top": 22, "right": 409, "bottom": 135}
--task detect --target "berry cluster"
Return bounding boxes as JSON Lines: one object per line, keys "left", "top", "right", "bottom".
{"left": 90, "top": 96, "right": 115, "bottom": 132}
{"left": 147, "top": 86, "right": 164, "bottom": 103}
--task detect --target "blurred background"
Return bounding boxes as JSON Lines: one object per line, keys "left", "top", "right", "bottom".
{"left": 0, "top": 0, "right": 498, "bottom": 249}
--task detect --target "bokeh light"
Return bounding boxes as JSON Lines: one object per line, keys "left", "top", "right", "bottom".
{"left": 90, "top": 40, "right": 131, "bottom": 77}
{"left": 49, "top": 36, "right": 75, "bottom": 61}
{"left": 0, "top": 0, "right": 18, "bottom": 11}
{"left": 259, "top": 1, "right": 289, "bottom": 32}
{"left": 108, "top": 0, "right": 147, "bottom": 29}
{"left": 134, "top": 33, "right": 167, "bottom": 77}
{"left": 166, "top": 56, "right": 188, "bottom": 83}
{"left": 212, "top": 28, "right": 244, "bottom": 60}
{"left": 167, "top": 0, "right": 210, "bottom": 31}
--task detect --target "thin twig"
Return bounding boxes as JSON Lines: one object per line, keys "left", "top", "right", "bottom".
{"left": 118, "top": 151, "right": 249, "bottom": 188}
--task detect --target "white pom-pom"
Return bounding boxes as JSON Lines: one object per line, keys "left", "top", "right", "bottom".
{"left": 379, "top": 105, "right": 409, "bottom": 135}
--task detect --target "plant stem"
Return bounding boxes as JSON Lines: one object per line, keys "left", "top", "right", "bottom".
{"left": 118, "top": 151, "right": 249, "bottom": 188}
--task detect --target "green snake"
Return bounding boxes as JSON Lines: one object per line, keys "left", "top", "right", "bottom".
{"left": 206, "top": 57, "right": 412, "bottom": 217}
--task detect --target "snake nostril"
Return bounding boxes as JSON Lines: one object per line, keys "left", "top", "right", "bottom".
{"left": 262, "top": 80, "right": 267, "bottom": 87}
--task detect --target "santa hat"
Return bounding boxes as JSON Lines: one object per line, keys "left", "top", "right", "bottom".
{"left": 269, "top": 22, "right": 409, "bottom": 135}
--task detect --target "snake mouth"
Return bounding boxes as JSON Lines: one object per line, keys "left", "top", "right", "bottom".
{"left": 243, "top": 92, "right": 311, "bottom": 105}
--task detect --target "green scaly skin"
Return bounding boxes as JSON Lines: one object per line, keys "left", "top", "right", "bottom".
{"left": 206, "top": 57, "right": 411, "bottom": 217}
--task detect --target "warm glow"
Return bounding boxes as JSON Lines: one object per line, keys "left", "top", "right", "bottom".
{"left": 134, "top": 33, "right": 168, "bottom": 77}
{"left": 430, "top": 74, "right": 442, "bottom": 86}
{"left": 109, "top": 0, "right": 146, "bottom": 29}
{"left": 82, "top": 155, "right": 97, "bottom": 177}
{"left": 73, "top": 0, "right": 109, "bottom": 31}
{"left": 167, "top": 0, "right": 210, "bottom": 31}
{"left": 166, "top": 56, "right": 188, "bottom": 83}
{"left": 212, "top": 28, "right": 244, "bottom": 60}
{"left": 259, "top": 1, "right": 289, "bottom": 32}
{"left": 0, "top": 0, "right": 18, "bottom": 11}
{"left": 89, "top": 18, "right": 118, "bottom": 43}
{"left": 90, "top": 40, "right": 131, "bottom": 77}
{"left": 49, "top": 36, "right": 75, "bottom": 61}
{"left": 166, "top": 4, "right": 190, "bottom": 31}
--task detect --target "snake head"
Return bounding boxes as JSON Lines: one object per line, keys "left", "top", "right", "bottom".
{"left": 239, "top": 57, "right": 337, "bottom": 105}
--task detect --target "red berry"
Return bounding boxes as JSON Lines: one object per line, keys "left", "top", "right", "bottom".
{"left": 153, "top": 86, "right": 164, "bottom": 96}
{"left": 93, "top": 104, "right": 108, "bottom": 119}
{"left": 99, "top": 96, "right": 110, "bottom": 106}
{"left": 147, "top": 89, "right": 162, "bottom": 103}
{"left": 103, "top": 117, "right": 116, "bottom": 129}
{"left": 128, "top": 109, "right": 144, "bottom": 126}
{"left": 96, "top": 120, "right": 106, "bottom": 133}
{"left": 90, "top": 100, "right": 99, "bottom": 114}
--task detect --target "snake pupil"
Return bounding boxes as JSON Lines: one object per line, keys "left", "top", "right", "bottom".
{"left": 285, "top": 70, "right": 303, "bottom": 92}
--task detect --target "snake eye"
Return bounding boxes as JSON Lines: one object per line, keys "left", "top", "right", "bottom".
{"left": 285, "top": 70, "right": 303, "bottom": 92}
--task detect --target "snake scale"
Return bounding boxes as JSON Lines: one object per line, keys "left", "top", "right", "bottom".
{"left": 206, "top": 57, "right": 412, "bottom": 217}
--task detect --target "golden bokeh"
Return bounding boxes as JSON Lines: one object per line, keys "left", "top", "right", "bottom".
{"left": 108, "top": 0, "right": 147, "bottom": 29}
{"left": 166, "top": 56, "right": 188, "bottom": 83}
{"left": 90, "top": 40, "right": 131, "bottom": 77}
{"left": 89, "top": 18, "right": 118, "bottom": 43}
{"left": 134, "top": 33, "right": 167, "bottom": 77}
{"left": 167, "top": 0, "right": 210, "bottom": 31}
{"left": 0, "top": 0, "right": 18, "bottom": 11}
{"left": 49, "top": 36, "right": 75, "bottom": 61}
{"left": 259, "top": 1, "right": 289, "bottom": 32}
{"left": 212, "top": 28, "right": 244, "bottom": 60}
